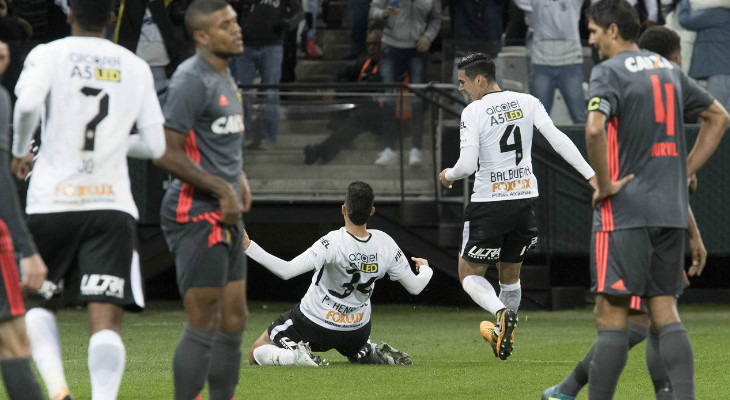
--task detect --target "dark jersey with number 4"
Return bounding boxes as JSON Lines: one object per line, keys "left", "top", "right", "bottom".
{"left": 588, "top": 50, "right": 713, "bottom": 232}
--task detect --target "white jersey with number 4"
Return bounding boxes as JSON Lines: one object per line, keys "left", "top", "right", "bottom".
{"left": 299, "top": 227, "right": 411, "bottom": 331}
{"left": 15, "top": 36, "right": 164, "bottom": 218}
{"left": 460, "top": 91, "right": 553, "bottom": 202}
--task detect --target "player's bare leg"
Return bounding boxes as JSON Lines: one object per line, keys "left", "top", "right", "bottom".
{"left": 647, "top": 295, "right": 694, "bottom": 399}
{"left": 459, "top": 258, "right": 516, "bottom": 359}
{"left": 588, "top": 294, "right": 630, "bottom": 400}
{"left": 208, "top": 280, "right": 247, "bottom": 398}
{"left": 0, "top": 316, "right": 44, "bottom": 399}
{"left": 87, "top": 302, "right": 125, "bottom": 400}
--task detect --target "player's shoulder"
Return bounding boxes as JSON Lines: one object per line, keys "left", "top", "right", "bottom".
{"left": 367, "top": 229, "right": 398, "bottom": 247}
{"left": 170, "top": 55, "right": 220, "bottom": 88}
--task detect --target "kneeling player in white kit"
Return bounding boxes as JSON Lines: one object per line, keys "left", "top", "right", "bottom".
{"left": 244, "top": 181, "right": 433, "bottom": 366}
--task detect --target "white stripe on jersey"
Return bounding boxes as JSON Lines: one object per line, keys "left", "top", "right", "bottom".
{"left": 299, "top": 227, "right": 411, "bottom": 331}
{"left": 459, "top": 91, "right": 551, "bottom": 202}
{"left": 15, "top": 37, "right": 164, "bottom": 217}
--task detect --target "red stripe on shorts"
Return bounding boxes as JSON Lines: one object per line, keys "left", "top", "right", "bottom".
{"left": 0, "top": 220, "right": 26, "bottom": 316}
{"left": 595, "top": 231, "right": 609, "bottom": 292}
{"left": 176, "top": 130, "right": 202, "bottom": 223}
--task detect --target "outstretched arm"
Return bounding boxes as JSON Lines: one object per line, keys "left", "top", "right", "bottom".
{"left": 396, "top": 257, "right": 433, "bottom": 295}
{"left": 243, "top": 232, "right": 315, "bottom": 280}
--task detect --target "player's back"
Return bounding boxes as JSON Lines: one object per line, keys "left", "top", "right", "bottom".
{"left": 17, "top": 36, "right": 157, "bottom": 218}
{"left": 462, "top": 90, "right": 549, "bottom": 202}
{"left": 299, "top": 227, "right": 411, "bottom": 331}
{"left": 588, "top": 49, "right": 713, "bottom": 231}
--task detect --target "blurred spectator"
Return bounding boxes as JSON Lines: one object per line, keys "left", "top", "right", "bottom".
{"left": 592, "top": 0, "right": 658, "bottom": 27}
{"left": 232, "top": 0, "right": 303, "bottom": 149}
{"left": 450, "top": 0, "right": 505, "bottom": 87}
{"left": 303, "top": 29, "right": 384, "bottom": 164}
{"left": 369, "top": 0, "right": 441, "bottom": 166}
{"left": 114, "top": 0, "right": 186, "bottom": 91}
{"left": 514, "top": 0, "right": 586, "bottom": 124}
{"left": 344, "top": 0, "right": 368, "bottom": 59}
{"left": 301, "top": 0, "right": 322, "bottom": 59}
{"left": 678, "top": 0, "right": 730, "bottom": 111}
{"left": 0, "top": 0, "right": 32, "bottom": 40}
{"left": 663, "top": 0, "right": 728, "bottom": 74}
{"left": 0, "top": 0, "right": 32, "bottom": 96}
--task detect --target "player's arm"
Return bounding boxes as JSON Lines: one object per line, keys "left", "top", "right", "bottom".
{"left": 128, "top": 72, "right": 166, "bottom": 159}
{"left": 240, "top": 170, "right": 252, "bottom": 213}
{"left": 585, "top": 110, "right": 634, "bottom": 208}
{"left": 537, "top": 121, "right": 596, "bottom": 183}
{"left": 396, "top": 257, "right": 433, "bottom": 295}
{"left": 242, "top": 231, "right": 315, "bottom": 280}
{"left": 687, "top": 206, "right": 706, "bottom": 277}
{"left": 440, "top": 107, "right": 479, "bottom": 188}
{"left": 153, "top": 128, "right": 241, "bottom": 225}
{"left": 686, "top": 100, "right": 730, "bottom": 178}
{"left": 12, "top": 45, "right": 50, "bottom": 164}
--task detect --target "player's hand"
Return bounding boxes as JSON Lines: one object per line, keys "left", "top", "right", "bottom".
{"left": 20, "top": 254, "right": 48, "bottom": 292}
{"left": 242, "top": 230, "right": 251, "bottom": 250}
{"left": 411, "top": 257, "right": 429, "bottom": 273}
{"left": 687, "top": 230, "right": 707, "bottom": 277}
{"left": 11, "top": 153, "right": 34, "bottom": 180}
{"left": 591, "top": 174, "right": 635, "bottom": 209}
{"left": 438, "top": 168, "right": 453, "bottom": 189}
{"left": 382, "top": 6, "right": 401, "bottom": 17}
{"left": 217, "top": 183, "right": 242, "bottom": 226}
{"left": 416, "top": 36, "right": 431, "bottom": 53}
{"left": 587, "top": 175, "right": 598, "bottom": 191}
{"left": 687, "top": 174, "right": 698, "bottom": 194}
{"left": 240, "top": 173, "right": 252, "bottom": 213}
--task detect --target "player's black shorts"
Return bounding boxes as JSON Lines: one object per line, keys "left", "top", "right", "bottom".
{"left": 162, "top": 218, "right": 247, "bottom": 296}
{"left": 27, "top": 210, "right": 144, "bottom": 311}
{"left": 590, "top": 228, "right": 688, "bottom": 298}
{"left": 460, "top": 198, "right": 538, "bottom": 264}
{"left": 267, "top": 304, "right": 371, "bottom": 358}
{"left": 0, "top": 219, "right": 26, "bottom": 320}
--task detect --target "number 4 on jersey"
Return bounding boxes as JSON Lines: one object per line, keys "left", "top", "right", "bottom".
{"left": 500, "top": 124, "right": 523, "bottom": 166}
{"left": 650, "top": 74, "right": 675, "bottom": 137}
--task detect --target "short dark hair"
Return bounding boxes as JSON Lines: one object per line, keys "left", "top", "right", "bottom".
{"left": 638, "top": 26, "right": 681, "bottom": 60}
{"left": 457, "top": 52, "right": 496, "bottom": 83}
{"left": 345, "top": 181, "right": 374, "bottom": 226}
{"left": 69, "top": 0, "right": 112, "bottom": 32}
{"left": 586, "top": 0, "right": 640, "bottom": 43}
{"left": 185, "top": 0, "right": 230, "bottom": 36}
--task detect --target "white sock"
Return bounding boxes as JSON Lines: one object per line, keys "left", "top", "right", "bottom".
{"left": 25, "top": 308, "right": 69, "bottom": 399}
{"left": 253, "top": 344, "right": 295, "bottom": 366}
{"left": 462, "top": 275, "right": 505, "bottom": 316}
{"left": 88, "top": 330, "right": 126, "bottom": 400}
{"left": 499, "top": 280, "right": 522, "bottom": 312}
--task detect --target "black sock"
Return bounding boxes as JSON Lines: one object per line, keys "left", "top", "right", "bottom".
{"left": 658, "top": 322, "right": 694, "bottom": 400}
{"left": 208, "top": 330, "right": 243, "bottom": 400}
{"left": 173, "top": 324, "right": 214, "bottom": 400}
{"left": 588, "top": 329, "right": 628, "bottom": 400}
{"left": 1, "top": 357, "right": 44, "bottom": 400}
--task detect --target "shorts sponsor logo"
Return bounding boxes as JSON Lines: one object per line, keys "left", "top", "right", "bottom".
{"left": 54, "top": 183, "right": 115, "bottom": 197}
{"left": 467, "top": 246, "right": 500, "bottom": 260}
{"left": 211, "top": 114, "right": 244, "bottom": 135}
{"left": 80, "top": 274, "right": 125, "bottom": 299}
{"left": 492, "top": 179, "right": 531, "bottom": 192}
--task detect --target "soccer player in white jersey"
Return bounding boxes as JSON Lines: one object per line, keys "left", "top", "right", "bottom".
{"left": 10, "top": 0, "right": 166, "bottom": 398}
{"left": 438, "top": 52, "right": 596, "bottom": 360}
{"left": 243, "top": 181, "right": 433, "bottom": 366}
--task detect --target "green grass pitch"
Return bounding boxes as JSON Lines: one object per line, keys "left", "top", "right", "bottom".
{"left": 7, "top": 302, "right": 728, "bottom": 399}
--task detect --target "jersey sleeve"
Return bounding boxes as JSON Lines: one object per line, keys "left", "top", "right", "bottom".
{"left": 587, "top": 64, "right": 618, "bottom": 117}
{"left": 135, "top": 65, "right": 165, "bottom": 130}
{"left": 530, "top": 95, "right": 554, "bottom": 131}
{"left": 304, "top": 233, "right": 337, "bottom": 271}
{"left": 387, "top": 242, "right": 411, "bottom": 282}
{"left": 459, "top": 104, "right": 480, "bottom": 149}
{"left": 679, "top": 72, "right": 715, "bottom": 119}
{"left": 163, "top": 71, "right": 207, "bottom": 135}
{"left": 14, "top": 44, "right": 52, "bottom": 99}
